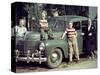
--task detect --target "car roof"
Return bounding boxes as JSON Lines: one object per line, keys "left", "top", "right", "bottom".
{"left": 48, "top": 15, "right": 88, "bottom": 23}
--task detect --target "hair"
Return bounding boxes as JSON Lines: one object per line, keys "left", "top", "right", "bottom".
{"left": 19, "top": 18, "right": 25, "bottom": 22}
{"left": 69, "top": 22, "right": 73, "bottom": 26}
{"left": 18, "top": 18, "right": 26, "bottom": 26}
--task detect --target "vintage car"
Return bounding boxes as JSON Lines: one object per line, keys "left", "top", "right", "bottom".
{"left": 12, "top": 15, "right": 96, "bottom": 68}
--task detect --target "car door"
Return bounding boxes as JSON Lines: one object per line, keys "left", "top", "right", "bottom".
{"left": 73, "top": 22, "right": 83, "bottom": 53}
{"left": 81, "top": 20, "right": 88, "bottom": 52}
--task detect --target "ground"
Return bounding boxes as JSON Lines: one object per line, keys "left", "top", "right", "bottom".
{"left": 16, "top": 57, "right": 97, "bottom": 73}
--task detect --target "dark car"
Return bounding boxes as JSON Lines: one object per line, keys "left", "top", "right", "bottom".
{"left": 12, "top": 15, "right": 96, "bottom": 68}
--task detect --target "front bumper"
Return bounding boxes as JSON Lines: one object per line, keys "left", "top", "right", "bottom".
{"left": 15, "top": 49, "right": 47, "bottom": 64}
{"left": 16, "top": 57, "right": 47, "bottom": 63}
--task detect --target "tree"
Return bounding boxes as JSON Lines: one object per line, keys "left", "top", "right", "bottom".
{"left": 24, "top": 3, "right": 43, "bottom": 30}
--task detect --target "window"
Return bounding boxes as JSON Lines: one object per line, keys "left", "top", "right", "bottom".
{"left": 73, "top": 22, "right": 80, "bottom": 30}
{"left": 82, "top": 20, "right": 88, "bottom": 28}
{"left": 48, "top": 19, "right": 65, "bottom": 31}
{"left": 54, "top": 20, "right": 65, "bottom": 31}
{"left": 82, "top": 20, "right": 88, "bottom": 33}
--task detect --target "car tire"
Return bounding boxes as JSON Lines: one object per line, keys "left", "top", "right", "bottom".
{"left": 47, "top": 48, "right": 63, "bottom": 68}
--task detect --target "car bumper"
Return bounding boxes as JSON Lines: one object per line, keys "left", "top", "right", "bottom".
{"left": 15, "top": 49, "right": 47, "bottom": 64}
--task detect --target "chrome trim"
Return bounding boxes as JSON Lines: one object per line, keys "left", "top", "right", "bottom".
{"left": 17, "top": 57, "right": 47, "bottom": 63}
{"left": 27, "top": 50, "right": 30, "bottom": 63}
{"left": 15, "top": 49, "right": 19, "bottom": 62}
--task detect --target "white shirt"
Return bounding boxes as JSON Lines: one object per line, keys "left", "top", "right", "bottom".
{"left": 15, "top": 26, "right": 27, "bottom": 37}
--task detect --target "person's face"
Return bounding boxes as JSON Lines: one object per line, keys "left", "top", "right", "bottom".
{"left": 19, "top": 19, "right": 25, "bottom": 27}
{"left": 68, "top": 23, "right": 73, "bottom": 28}
{"left": 42, "top": 15, "right": 46, "bottom": 19}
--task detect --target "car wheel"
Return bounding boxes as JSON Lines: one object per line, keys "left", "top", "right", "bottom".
{"left": 47, "top": 48, "right": 63, "bottom": 68}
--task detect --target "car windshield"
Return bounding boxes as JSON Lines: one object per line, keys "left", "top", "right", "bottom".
{"left": 29, "top": 20, "right": 40, "bottom": 32}
{"left": 48, "top": 19, "right": 66, "bottom": 32}
{"left": 48, "top": 16, "right": 88, "bottom": 31}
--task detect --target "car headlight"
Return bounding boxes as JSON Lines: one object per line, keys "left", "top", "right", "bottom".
{"left": 39, "top": 42, "right": 45, "bottom": 51}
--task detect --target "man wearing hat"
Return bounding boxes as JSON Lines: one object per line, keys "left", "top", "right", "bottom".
{"left": 39, "top": 11, "right": 54, "bottom": 40}
{"left": 61, "top": 22, "right": 79, "bottom": 63}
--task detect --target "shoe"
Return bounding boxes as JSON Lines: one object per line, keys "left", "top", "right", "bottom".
{"left": 91, "top": 56, "right": 95, "bottom": 60}
{"left": 68, "top": 61, "right": 73, "bottom": 65}
{"left": 87, "top": 56, "right": 92, "bottom": 60}
{"left": 75, "top": 60, "right": 79, "bottom": 63}
{"left": 48, "top": 37, "right": 54, "bottom": 40}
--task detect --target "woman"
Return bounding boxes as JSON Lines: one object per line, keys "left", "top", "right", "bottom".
{"left": 86, "top": 19, "right": 96, "bottom": 59}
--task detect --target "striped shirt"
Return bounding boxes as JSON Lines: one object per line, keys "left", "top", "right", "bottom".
{"left": 39, "top": 19, "right": 48, "bottom": 28}
{"left": 65, "top": 28, "right": 76, "bottom": 38}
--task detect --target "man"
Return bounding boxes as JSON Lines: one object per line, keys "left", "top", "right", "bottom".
{"left": 15, "top": 18, "right": 27, "bottom": 38}
{"left": 61, "top": 22, "right": 79, "bottom": 63}
{"left": 39, "top": 11, "right": 54, "bottom": 40}
{"left": 86, "top": 19, "right": 96, "bottom": 59}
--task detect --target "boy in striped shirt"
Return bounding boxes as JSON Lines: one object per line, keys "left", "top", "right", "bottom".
{"left": 61, "top": 22, "right": 79, "bottom": 63}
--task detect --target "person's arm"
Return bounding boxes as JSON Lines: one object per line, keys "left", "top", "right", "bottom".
{"left": 14, "top": 25, "right": 18, "bottom": 36}
{"left": 15, "top": 26, "right": 18, "bottom": 33}
{"left": 23, "top": 27, "right": 27, "bottom": 36}
{"left": 25, "top": 27, "right": 27, "bottom": 32}
{"left": 61, "top": 31, "right": 67, "bottom": 39}
{"left": 88, "top": 26, "right": 94, "bottom": 36}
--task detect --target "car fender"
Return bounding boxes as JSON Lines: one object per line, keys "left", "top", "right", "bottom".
{"left": 44, "top": 39, "right": 69, "bottom": 58}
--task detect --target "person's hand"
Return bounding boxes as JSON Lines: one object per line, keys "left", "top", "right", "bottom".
{"left": 89, "top": 33, "right": 92, "bottom": 36}
{"left": 81, "top": 33, "right": 84, "bottom": 36}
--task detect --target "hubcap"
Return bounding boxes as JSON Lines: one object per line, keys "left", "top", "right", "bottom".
{"left": 51, "top": 52, "right": 59, "bottom": 62}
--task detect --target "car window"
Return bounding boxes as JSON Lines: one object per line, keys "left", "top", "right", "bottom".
{"left": 54, "top": 20, "right": 65, "bottom": 31}
{"left": 48, "top": 19, "right": 65, "bottom": 31}
{"left": 73, "top": 22, "right": 80, "bottom": 30}
{"left": 92, "top": 20, "right": 97, "bottom": 30}
{"left": 82, "top": 20, "right": 88, "bottom": 33}
{"left": 48, "top": 19, "right": 56, "bottom": 29}
{"left": 82, "top": 20, "right": 88, "bottom": 28}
